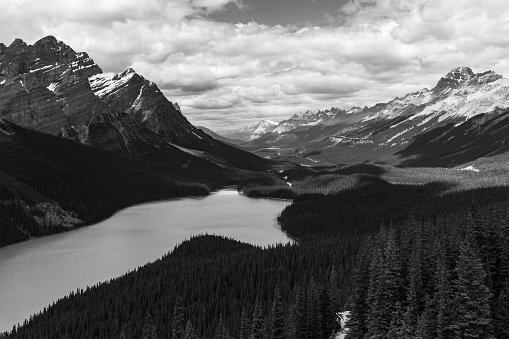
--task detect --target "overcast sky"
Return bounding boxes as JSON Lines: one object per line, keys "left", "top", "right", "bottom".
{"left": 2, "top": 0, "right": 509, "bottom": 129}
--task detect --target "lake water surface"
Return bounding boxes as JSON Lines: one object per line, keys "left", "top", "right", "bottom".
{"left": 0, "top": 189, "right": 292, "bottom": 332}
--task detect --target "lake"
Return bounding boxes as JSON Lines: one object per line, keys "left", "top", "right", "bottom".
{"left": 0, "top": 189, "right": 292, "bottom": 332}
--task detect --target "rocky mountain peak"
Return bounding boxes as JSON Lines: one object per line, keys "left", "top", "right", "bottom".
{"left": 445, "top": 66, "right": 475, "bottom": 82}
{"left": 34, "top": 35, "right": 59, "bottom": 47}
{"left": 9, "top": 38, "right": 27, "bottom": 48}
{"left": 435, "top": 67, "right": 478, "bottom": 91}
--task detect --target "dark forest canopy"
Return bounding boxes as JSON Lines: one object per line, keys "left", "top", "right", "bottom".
{"left": 0, "top": 122, "right": 284, "bottom": 247}
{"left": 4, "top": 175, "right": 509, "bottom": 339}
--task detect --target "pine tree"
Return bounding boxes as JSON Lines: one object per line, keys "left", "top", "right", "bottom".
{"left": 240, "top": 308, "right": 251, "bottom": 339}
{"left": 405, "top": 244, "right": 423, "bottom": 331}
{"left": 493, "top": 285, "right": 509, "bottom": 338}
{"left": 367, "top": 228, "right": 404, "bottom": 338}
{"left": 346, "top": 239, "right": 373, "bottom": 339}
{"left": 414, "top": 295, "right": 437, "bottom": 339}
{"left": 286, "top": 303, "right": 297, "bottom": 339}
{"left": 184, "top": 320, "right": 197, "bottom": 339}
{"left": 307, "top": 282, "right": 322, "bottom": 339}
{"left": 215, "top": 314, "right": 227, "bottom": 339}
{"left": 250, "top": 299, "right": 264, "bottom": 339}
{"left": 386, "top": 301, "right": 405, "bottom": 339}
{"left": 295, "top": 287, "right": 310, "bottom": 339}
{"left": 172, "top": 297, "right": 185, "bottom": 339}
{"left": 271, "top": 289, "right": 285, "bottom": 339}
{"left": 436, "top": 240, "right": 455, "bottom": 339}
{"left": 451, "top": 241, "right": 494, "bottom": 339}
{"left": 142, "top": 313, "right": 158, "bottom": 339}
{"left": 319, "top": 283, "right": 334, "bottom": 339}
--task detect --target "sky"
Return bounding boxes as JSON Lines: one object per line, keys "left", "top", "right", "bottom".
{"left": 2, "top": 0, "right": 509, "bottom": 129}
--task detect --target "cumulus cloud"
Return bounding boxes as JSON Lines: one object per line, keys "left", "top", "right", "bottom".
{"left": 1, "top": 0, "right": 509, "bottom": 129}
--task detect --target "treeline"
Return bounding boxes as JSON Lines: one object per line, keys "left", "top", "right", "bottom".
{"left": 347, "top": 206, "right": 509, "bottom": 338}
{"left": 4, "top": 235, "right": 351, "bottom": 339}
{"left": 278, "top": 176, "right": 509, "bottom": 241}
{"left": 0, "top": 122, "right": 276, "bottom": 247}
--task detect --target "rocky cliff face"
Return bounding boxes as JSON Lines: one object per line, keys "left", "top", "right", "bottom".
{"left": 0, "top": 36, "right": 104, "bottom": 135}
{"left": 0, "top": 36, "right": 268, "bottom": 169}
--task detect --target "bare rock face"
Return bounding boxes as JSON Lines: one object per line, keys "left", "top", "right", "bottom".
{"left": 0, "top": 36, "right": 105, "bottom": 134}
{"left": 0, "top": 36, "right": 267, "bottom": 169}
{"left": 0, "top": 36, "right": 202, "bottom": 152}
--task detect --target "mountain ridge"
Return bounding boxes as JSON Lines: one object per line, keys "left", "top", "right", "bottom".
{"left": 231, "top": 66, "right": 509, "bottom": 167}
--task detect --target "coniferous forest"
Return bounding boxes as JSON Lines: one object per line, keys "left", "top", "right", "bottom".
{"left": 3, "top": 170, "right": 509, "bottom": 339}
{"left": 0, "top": 122, "right": 281, "bottom": 247}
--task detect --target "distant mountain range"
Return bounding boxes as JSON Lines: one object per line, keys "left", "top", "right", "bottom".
{"left": 209, "top": 67, "right": 509, "bottom": 167}
{"left": 215, "top": 119, "right": 278, "bottom": 141}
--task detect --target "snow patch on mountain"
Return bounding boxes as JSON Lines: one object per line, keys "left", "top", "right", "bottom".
{"left": 89, "top": 69, "right": 135, "bottom": 98}
{"left": 412, "top": 77, "right": 509, "bottom": 122}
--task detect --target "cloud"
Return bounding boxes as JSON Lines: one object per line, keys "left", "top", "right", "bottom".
{"left": 2, "top": 0, "right": 509, "bottom": 129}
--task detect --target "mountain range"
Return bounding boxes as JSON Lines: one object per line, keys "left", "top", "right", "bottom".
{"left": 0, "top": 36, "right": 267, "bottom": 170}
{"left": 211, "top": 67, "right": 509, "bottom": 167}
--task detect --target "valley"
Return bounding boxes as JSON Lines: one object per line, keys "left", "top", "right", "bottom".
{"left": 1, "top": 35, "right": 509, "bottom": 339}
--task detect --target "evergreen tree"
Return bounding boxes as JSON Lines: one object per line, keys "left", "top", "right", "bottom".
{"left": 386, "top": 302, "right": 405, "bottom": 339}
{"left": 406, "top": 233, "right": 424, "bottom": 330}
{"left": 239, "top": 308, "right": 251, "bottom": 339}
{"left": 142, "top": 313, "right": 158, "bottom": 339}
{"left": 271, "top": 289, "right": 285, "bottom": 339}
{"left": 451, "top": 241, "right": 494, "bottom": 339}
{"left": 172, "top": 297, "right": 185, "bottom": 339}
{"left": 319, "top": 283, "right": 334, "bottom": 339}
{"left": 493, "top": 285, "right": 509, "bottom": 339}
{"left": 435, "top": 242, "right": 455, "bottom": 339}
{"left": 215, "top": 314, "right": 227, "bottom": 339}
{"left": 346, "top": 240, "right": 372, "bottom": 339}
{"left": 285, "top": 304, "right": 297, "bottom": 339}
{"left": 295, "top": 287, "right": 310, "bottom": 339}
{"left": 307, "top": 282, "right": 322, "bottom": 339}
{"left": 367, "top": 228, "right": 404, "bottom": 338}
{"left": 250, "top": 299, "right": 264, "bottom": 339}
{"left": 414, "top": 295, "right": 437, "bottom": 339}
{"left": 184, "top": 320, "right": 197, "bottom": 339}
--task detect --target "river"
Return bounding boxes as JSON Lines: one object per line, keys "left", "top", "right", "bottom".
{"left": 0, "top": 189, "right": 292, "bottom": 332}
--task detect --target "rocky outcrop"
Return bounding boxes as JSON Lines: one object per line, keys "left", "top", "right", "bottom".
{"left": 0, "top": 36, "right": 104, "bottom": 134}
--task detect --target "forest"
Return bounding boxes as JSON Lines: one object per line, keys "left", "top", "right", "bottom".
{"left": 3, "top": 170, "right": 509, "bottom": 338}
{"left": 0, "top": 122, "right": 282, "bottom": 247}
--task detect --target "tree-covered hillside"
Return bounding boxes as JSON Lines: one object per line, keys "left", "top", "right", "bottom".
{"left": 4, "top": 175, "right": 509, "bottom": 339}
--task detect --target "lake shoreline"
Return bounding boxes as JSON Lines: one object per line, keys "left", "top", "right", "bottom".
{"left": 0, "top": 188, "right": 293, "bottom": 332}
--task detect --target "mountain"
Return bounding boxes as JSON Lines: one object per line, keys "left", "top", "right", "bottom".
{"left": 196, "top": 125, "right": 244, "bottom": 145}
{"left": 215, "top": 119, "right": 278, "bottom": 141}
{"left": 244, "top": 67, "right": 509, "bottom": 167}
{"left": 271, "top": 107, "right": 360, "bottom": 133}
{"left": 0, "top": 36, "right": 269, "bottom": 170}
